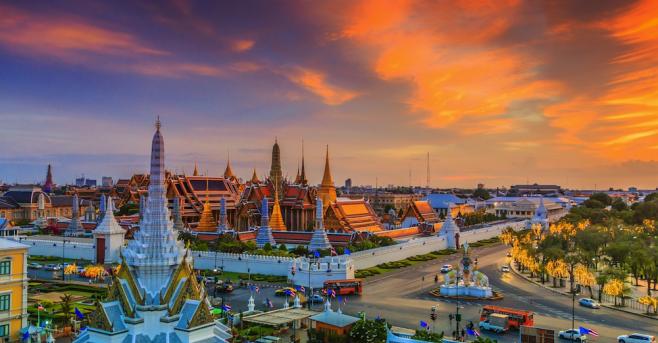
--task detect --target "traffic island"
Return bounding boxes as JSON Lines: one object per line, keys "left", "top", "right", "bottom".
{"left": 428, "top": 287, "right": 504, "bottom": 300}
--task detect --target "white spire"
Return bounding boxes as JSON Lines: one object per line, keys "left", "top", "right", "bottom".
{"left": 123, "top": 119, "right": 185, "bottom": 302}
{"left": 93, "top": 197, "right": 125, "bottom": 234}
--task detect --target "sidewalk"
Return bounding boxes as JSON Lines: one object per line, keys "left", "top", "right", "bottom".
{"left": 510, "top": 263, "right": 657, "bottom": 320}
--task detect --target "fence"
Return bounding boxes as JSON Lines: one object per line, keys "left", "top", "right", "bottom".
{"left": 601, "top": 293, "right": 649, "bottom": 313}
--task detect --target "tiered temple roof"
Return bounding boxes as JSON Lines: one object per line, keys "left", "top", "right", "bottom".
{"left": 324, "top": 198, "right": 383, "bottom": 233}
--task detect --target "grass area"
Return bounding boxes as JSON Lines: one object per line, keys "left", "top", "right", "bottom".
{"left": 198, "top": 270, "right": 288, "bottom": 284}
{"left": 28, "top": 255, "right": 92, "bottom": 265}
{"left": 354, "top": 236, "right": 501, "bottom": 279}
{"left": 236, "top": 325, "right": 276, "bottom": 341}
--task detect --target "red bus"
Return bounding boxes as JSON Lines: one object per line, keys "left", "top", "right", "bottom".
{"left": 324, "top": 279, "right": 363, "bottom": 295}
{"left": 480, "top": 305, "right": 533, "bottom": 329}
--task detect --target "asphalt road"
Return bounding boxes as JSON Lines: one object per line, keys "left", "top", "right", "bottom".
{"left": 337, "top": 244, "right": 657, "bottom": 342}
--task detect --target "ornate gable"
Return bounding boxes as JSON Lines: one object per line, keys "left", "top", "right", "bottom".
{"left": 116, "top": 257, "right": 144, "bottom": 305}
{"left": 87, "top": 300, "right": 114, "bottom": 332}
{"left": 186, "top": 296, "right": 214, "bottom": 329}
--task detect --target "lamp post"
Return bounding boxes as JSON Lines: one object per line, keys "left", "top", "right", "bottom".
{"left": 455, "top": 273, "right": 461, "bottom": 340}
{"left": 61, "top": 239, "right": 70, "bottom": 280}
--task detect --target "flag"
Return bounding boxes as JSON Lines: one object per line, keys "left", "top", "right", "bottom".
{"left": 313, "top": 250, "right": 321, "bottom": 258}
{"left": 255, "top": 286, "right": 260, "bottom": 293}
{"left": 344, "top": 248, "right": 351, "bottom": 255}
{"left": 329, "top": 289, "right": 336, "bottom": 298}
{"left": 343, "top": 296, "right": 347, "bottom": 305}
{"left": 222, "top": 304, "right": 231, "bottom": 312}
{"left": 284, "top": 289, "right": 293, "bottom": 296}
{"left": 321, "top": 289, "right": 327, "bottom": 295}
{"left": 37, "top": 304, "right": 44, "bottom": 311}
{"left": 330, "top": 247, "right": 337, "bottom": 256}
{"left": 74, "top": 307, "right": 84, "bottom": 320}
{"left": 419, "top": 320, "right": 428, "bottom": 328}
{"left": 337, "top": 295, "right": 342, "bottom": 304}
{"left": 266, "top": 298, "right": 274, "bottom": 308}
{"left": 466, "top": 328, "right": 480, "bottom": 337}
{"left": 22, "top": 330, "right": 30, "bottom": 340}
{"left": 297, "top": 285, "right": 305, "bottom": 293}
{"left": 579, "top": 326, "right": 599, "bottom": 337}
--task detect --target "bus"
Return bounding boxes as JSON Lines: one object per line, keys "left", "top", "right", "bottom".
{"left": 480, "top": 305, "right": 533, "bottom": 329}
{"left": 324, "top": 279, "right": 363, "bottom": 295}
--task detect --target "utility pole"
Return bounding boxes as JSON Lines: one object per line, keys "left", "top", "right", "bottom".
{"left": 426, "top": 152, "right": 430, "bottom": 191}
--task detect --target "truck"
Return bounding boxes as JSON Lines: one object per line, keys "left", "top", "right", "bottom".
{"left": 479, "top": 313, "right": 510, "bottom": 333}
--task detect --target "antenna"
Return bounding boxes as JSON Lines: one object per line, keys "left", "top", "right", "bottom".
{"left": 426, "top": 152, "right": 430, "bottom": 190}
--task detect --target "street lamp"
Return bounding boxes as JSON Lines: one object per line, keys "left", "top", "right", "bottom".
{"left": 61, "top": 239, "right": 70, "bottom": 280}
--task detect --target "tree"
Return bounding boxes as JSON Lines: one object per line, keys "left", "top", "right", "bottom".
{"left": 611, "top": 198, "right": 628, "bottom": 211}
{"left": 412, "top": 330, "right": 444, "bottom": 342}
{"left": 473, "top": 337, "right": 498, "bottom": 343}
{"left": 644, "top": 193, "right": 658, "bottom": 202}
{"left": 590, "top": 192, "right": 612, "bottom": 206}
{"left": 349, "top": 319, "right": 387, "bottom": 343}
{"left": 472, "top": 188, "right": 492, "bottom": 200}
{"left": 60, "top": 293, "right": 73, "bottom": 325}
{"left": 583, "top": 199, "right": 605, "bottom": 209}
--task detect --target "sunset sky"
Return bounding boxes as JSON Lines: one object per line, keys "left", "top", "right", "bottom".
{"left": 1, "top": 0, "right": 658, "bottom": 189}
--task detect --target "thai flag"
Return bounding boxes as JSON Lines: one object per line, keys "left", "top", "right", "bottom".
{"left": 297, "top": 285, "right": 305, "bottom": 293}
{"left": 267, "top": 298, "right": 274, "bottom": 308}
{"left": 579, "top": 326, "right": 599, "bottom": 337}
{"left": 330, "top": 247, "right": 337, "bottom": 256}
{"left": 321, "top": 289, "right": 327, "bottom": 295}
{"left": 466, "top": 328, "right": 480, "bottom": 337}
{"left": 222, "top": 304, "right": 231, "bottom": 312}
{"left": 255, "top": 286, "right": 260, "bottom": 293}
{"left": 329, "top": 289, "right": 336, "bottom": 298}
{"left": 37, "top": 304, "right": 44, "bottom": 311}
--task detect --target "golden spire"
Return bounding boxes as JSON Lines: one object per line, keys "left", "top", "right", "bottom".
{"left": 193, "top": 161, "right": 199, "bottom": 176}
{"left": 251, "top": 168, "right": 260, "bottom": 184}
{"left": 224, "top": 153, "right": 235, "bottom": 179}
{"left": 321, "top": 145, "right": 333, "bottom": 186}
{"left": 196, "top": 177, "right": 216, "bottom": 232}
{"left": 318, "top": 145, "right": 337, "bottom": 209}
{"left": 269, "top": 185, "right": 287, "bottom": 231}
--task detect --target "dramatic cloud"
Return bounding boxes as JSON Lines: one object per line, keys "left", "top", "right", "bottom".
{"left": 1, "top": 0, "right": 657, "bottom": 188}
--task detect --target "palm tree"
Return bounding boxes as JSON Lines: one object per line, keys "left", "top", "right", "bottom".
{"left": 60, "top": 293, "right": 73, "bottom": 326}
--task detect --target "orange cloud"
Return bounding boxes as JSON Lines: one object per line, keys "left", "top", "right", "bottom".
{"left": 283, "top": 68, "right": 358, "bottom": 105}
{"left": 231, "top": 39, "right": 255, "bottom": 52}
{"left": 0, "top": 5, "right": 166, "bottom": 61}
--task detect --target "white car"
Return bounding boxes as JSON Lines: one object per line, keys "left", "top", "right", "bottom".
{"left": 440, "top": 265, "right": 453, "bottom": 273}
{"left": 559, "top": 329, "right": 587, "bottom": 342}
{"left": 501, "top": 266, "right": 510, "bottom": 272}
{"left": 618, "top": 334, "right": 656, "bottom": 343}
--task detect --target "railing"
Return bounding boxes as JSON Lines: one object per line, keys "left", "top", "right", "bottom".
{"left": 600, "top": 293, "right": 649, "bottom": 313}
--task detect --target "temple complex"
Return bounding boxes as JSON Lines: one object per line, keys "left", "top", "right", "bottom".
{"left": 75, "top": 119, "right": 232, "bottom": 343}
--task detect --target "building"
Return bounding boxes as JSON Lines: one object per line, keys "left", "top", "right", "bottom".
{"left": 75, "top": 119, "right": 231, "bottom": 343}
{"left": 0, "top": 239, "right": 28, "bottom": 343}
{"left": 0, "top": 186, "right": 89, "bottom": 224}
{"left": 310, "top": 302, "right": 360, "bottom": 339}
{"left": 101, "top": 177, "right": 113, "bottom": 187}
{"left": 509, "top": 184, "right": 562, "bottom": 196}
{"left": 84, "top": 179, "right": 97, "bottom": 187}
{"left": 43, "top": 165, "right": 54, "bottom": 193}
{"left": 354, "top": 192, "right": 422, "bottom": 215}
{"left": 75, "top": 177, "right": 86, "bottom": 187}
{"left": 269, "top": 139, "right": 284, "bottom": 199}
{"left": 486, "top": 197, "right": 565, "bottom": 219}
{"left": 92, "top": 197, "right": 125, "bottom": 264}
{"left": 424, "top": 193, "right": 473, "bottom": 217}
{"left": 344, "top": 178, "right": 352, "bottom": 190}
{"left": 324, "top": 198, "right": 383, "bottom": 233}
{"left": 400, "top": 200, "right": 440, "bottom": 228}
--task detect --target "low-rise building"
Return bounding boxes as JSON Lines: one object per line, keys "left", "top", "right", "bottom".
{"left": 0, "top": 239, "right": 29, "bottom": 343}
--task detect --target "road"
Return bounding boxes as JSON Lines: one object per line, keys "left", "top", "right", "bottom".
{"left": 340, "top": 244, "right": 657, "bottom": 342}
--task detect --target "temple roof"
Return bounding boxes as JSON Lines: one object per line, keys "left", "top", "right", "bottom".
{"left": 325, "top": 198, "right": 383, "bottom": 233}
{"left": 321, "top": 145, "right": 333, "bottom": 186}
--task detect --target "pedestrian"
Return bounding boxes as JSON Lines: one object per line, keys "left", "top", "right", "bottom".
{"left": 452, "top": 330, "right": 456, "bottom": 338}
{"left": 461, "top": 328, "right": 465, "bottom": 338}
{"left": 448, "top": 313, "right": 453, "bottom": 324}
{"left": 434, "top": 275, "right": 439, "bottom": 283}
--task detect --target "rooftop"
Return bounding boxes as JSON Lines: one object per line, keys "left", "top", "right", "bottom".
{"left": 0, "top": 238, "right": 29, "bottom": 250}
{"left": 243, "top": 308, "right": 318, "bottom": 326}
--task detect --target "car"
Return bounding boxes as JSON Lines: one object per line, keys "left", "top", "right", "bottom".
{"left": 559, "top": 329, "right": 587, "bottom": 342}
{"left": 77, "top": 266, "right": 86, "bottom": 274}
{"left": 275, "top": 287, "right": 297, "bottom": 296}
{"left": 28, "top": 262, "right": 43, "bottom": 269}
{"left": 309, "top": 294, "right": 324, "bottom": 303}
{"left": 440, "top": 265, "right": 453, "bottom": 273}
{"left": 618, "top": 334, "right": 656, "bottom": 343}
{"left": 501, "top": 266, "right": 510, "bottom": 273}
{"left": 44, "top": 264, "right": 61, "bottom": 271}
{"left": 578, "top": 298, "right": 601, "bottom": 309}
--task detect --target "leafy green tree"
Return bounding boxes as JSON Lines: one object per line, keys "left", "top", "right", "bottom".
{"left": 583, "top": 199, "right": 605, "bottom": 209}
{"left": 611, "top": 198, "right": 628, "bottom": 211}
{"left": 349, "top": 319, "right": 387, "bottom": 343}
{"left": 60, "top": 293, "right": 73, "bottom": 325}
{"left": 644, "top": 193, "right": 658, "bottom": 202}
{"left": 590, "top": 192, "right": 612, "bottom": 206}
{"left": 412, "top": 329, "right": 444, "bottom": 342}
{"left": 116, "top": 202, "right": 140, "bottom": 216}
{"left": 472, "top": 188, "right": 492, "bottom": 200}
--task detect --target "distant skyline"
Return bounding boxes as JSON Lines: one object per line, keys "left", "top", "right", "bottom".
{"left": 1, "top": 1, "right": 658, "bottom": 189}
